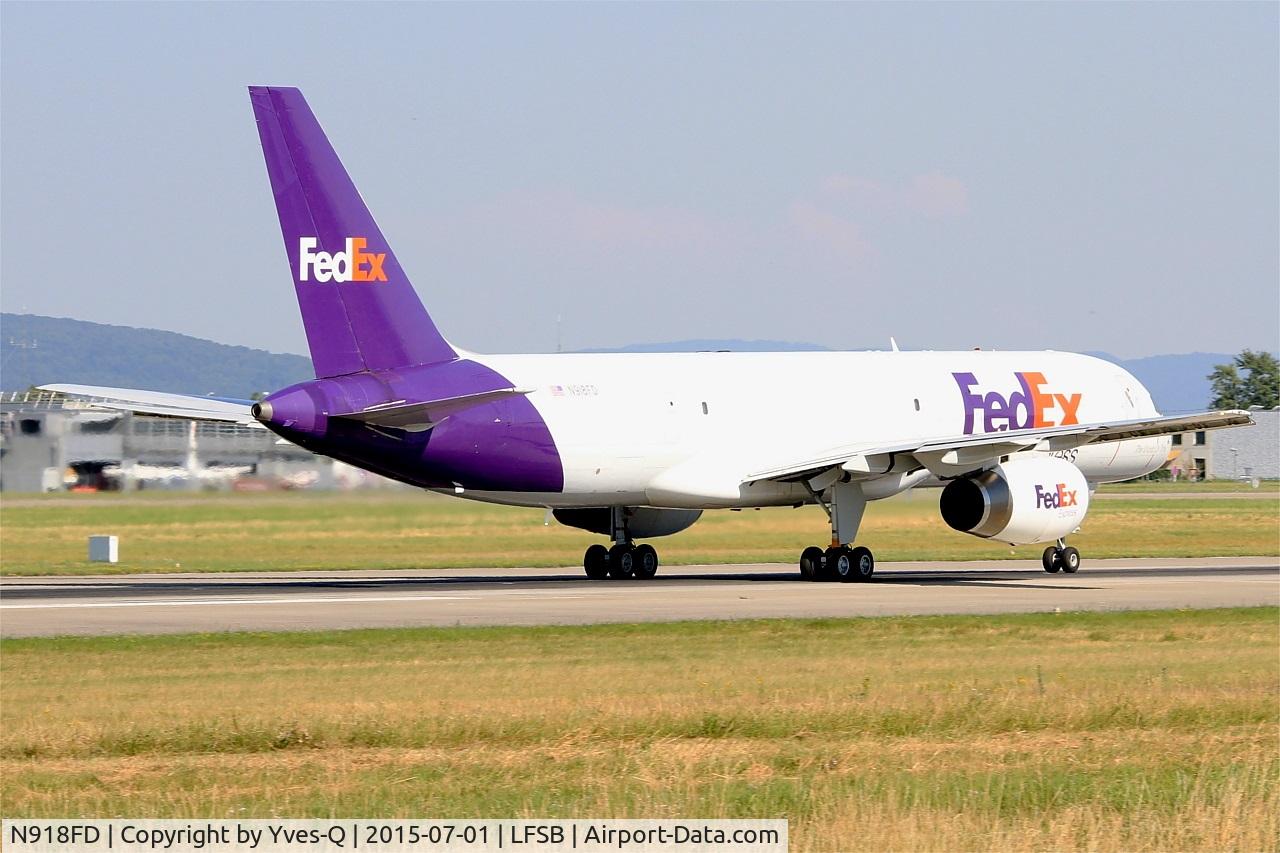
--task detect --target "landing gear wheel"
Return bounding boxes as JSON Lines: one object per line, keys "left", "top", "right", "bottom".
{"left": 1042, "top": 546, "right": 1062, "bottom": 573}
{"left": 800, "top": 546, "right": 825, "bottom": 581}
{"left": 827, "top": 546, "right": 853, "bottom": 582}
{"left": 849, "top": 546, "right": 875, "bottom": 581}
{"left": 1059, "top": 546, "right": 1081, "bottom": 574}
{"left": 632, "top": 544, "right": 659, "bottom": 579}
{"left": 607, "top": 544, "right": 635, "bottom": 579}
{"left": 584, "top": 544, "right": 609, "bottom": 580}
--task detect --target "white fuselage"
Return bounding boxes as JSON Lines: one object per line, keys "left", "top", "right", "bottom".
{"left": 448, "top": 350, "right": 1171, "bottom": 509}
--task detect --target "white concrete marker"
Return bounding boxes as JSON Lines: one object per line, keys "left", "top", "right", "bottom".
{"left": 88, "top": 535, "right": 118, "bottom": 563}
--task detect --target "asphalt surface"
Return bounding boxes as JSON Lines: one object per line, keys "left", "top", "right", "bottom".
{"left": 1, "top": 557, "right": 1275, "bottom": 637}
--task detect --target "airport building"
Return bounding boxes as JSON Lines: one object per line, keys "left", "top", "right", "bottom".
{"left": 1167, "top": 407, "right": 1279, "bottom": 481}
{"left": 0, "top": 391, "right": 399, "bottom": 492}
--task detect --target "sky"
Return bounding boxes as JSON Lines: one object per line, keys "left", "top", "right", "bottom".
{"left": 2, "top": 2, "right": 1277, "bottom": 360}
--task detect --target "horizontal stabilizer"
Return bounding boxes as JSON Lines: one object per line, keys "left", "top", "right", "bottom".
{"left": 331, "top": 387, "right": 531, "bottom": 432}
{"left": 39, "top": 384, "right": 261, "bottom": 427}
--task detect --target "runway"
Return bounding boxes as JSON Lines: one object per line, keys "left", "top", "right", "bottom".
{"left": 1, "top": 556, "right": 1275, "bottom": 637}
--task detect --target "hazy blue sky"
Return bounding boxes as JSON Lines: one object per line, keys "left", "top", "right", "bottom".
{"left": 2, "top": 2, "right": 1276, "bottom": 359}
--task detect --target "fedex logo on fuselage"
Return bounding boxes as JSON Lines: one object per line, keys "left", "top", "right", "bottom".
{"left": 298, "top": 237, "right": 387, "bottom": 283}
{"left": 1035, "top": 483, "right": 1079, "bottom": 510}
{"left": 953, "top": 372, "right": 1083, "bottom": 435}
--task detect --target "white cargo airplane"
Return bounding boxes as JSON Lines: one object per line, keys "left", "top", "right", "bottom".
{"left": 46, "top": 87, "right": 1252, "bottom": 582}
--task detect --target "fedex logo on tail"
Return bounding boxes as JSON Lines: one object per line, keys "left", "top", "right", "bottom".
{"left": 298, "top": 237, "right": 387, "bottom": 283}
{"left": 953, "top": 372, "right": 1082, "bottom": 434}
{"left": 1036, "top": 483, "right": 1079, "bottom": 510}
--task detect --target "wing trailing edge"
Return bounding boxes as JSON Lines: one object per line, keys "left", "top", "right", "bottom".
{"left": 748, "top": 410, "right": 1255, "bottom": 484}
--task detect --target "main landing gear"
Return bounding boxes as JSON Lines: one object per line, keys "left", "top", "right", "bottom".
{"left": 583, "top": 508, "right": 659, "bottom": 580}
{"left": 1042, "top": 540, "right": 1082, "bottom": 574}
{"left": 798, "top": 481, "right": 876, "bottom": 583}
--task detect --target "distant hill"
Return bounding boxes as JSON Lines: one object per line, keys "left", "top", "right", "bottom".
{"left": 0, "top": 314, "right": 312, "bottom": 396}
{"left": 0, "top": 315, "right": 1253, "bottom": 412}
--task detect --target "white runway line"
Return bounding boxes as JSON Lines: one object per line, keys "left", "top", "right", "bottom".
{"left": 0, "top": 588, "right": 606, "bottom": 611}
{"left": 0, "top": 584, "right": 132, "bottom": 591}
{"left": 0, "top": 594, "right": 473, "bottom": 610}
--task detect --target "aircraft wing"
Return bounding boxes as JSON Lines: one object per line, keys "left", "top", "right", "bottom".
{"left": 39, "top": 384, "right": 263, "bottom": 427}
{"left": 747, "top": 409, "right": 1255, "bottom": 483}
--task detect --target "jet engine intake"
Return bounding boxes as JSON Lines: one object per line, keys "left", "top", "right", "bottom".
{"left": 939, "top": 457, "right": 1090, "bottom": 546}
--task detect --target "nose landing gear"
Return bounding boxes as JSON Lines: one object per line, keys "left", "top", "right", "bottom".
{"left": 1042, "top": 540, "right": 1082, "bottom": 574}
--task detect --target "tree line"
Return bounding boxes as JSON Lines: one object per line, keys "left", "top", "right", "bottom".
{"left": 1207, "top": 350, "right": 1278, "bottom": 409}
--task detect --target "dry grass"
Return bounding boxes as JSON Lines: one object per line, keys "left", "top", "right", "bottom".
{"left": 2, "top": 489, "right": 1277, "bottom": 575}
{"left": 2, "top": 608, "right": 1277, "bottom": 851}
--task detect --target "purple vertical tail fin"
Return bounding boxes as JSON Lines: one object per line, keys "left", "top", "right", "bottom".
{"left": 249, "top": 86, "right": 456, "bottom": 378}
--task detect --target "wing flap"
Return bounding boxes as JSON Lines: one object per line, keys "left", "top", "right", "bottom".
{"left": 749, "top": 409, "right": 1254, "bottom": 484}
{"left": 1033, "top": 410, "right": 1256, "bottom": 445}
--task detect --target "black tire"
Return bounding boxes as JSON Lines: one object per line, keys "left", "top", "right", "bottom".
{"left": 1060, "top": 546, "right": 1081, "bottom": 573}
{"left": 584, "top": 544, "right": 609, "bottom": 580}
{"left": 829, "top": 547, "right": 855, "bottom": 582}
{"left": 633, "top": 544, "right": 659, "bottom": 579}
{"left": 800, "top": 546, "right": 824, "bottom": 581}
{"left": 849, "top": 546, "right": 875, "bottom": 581}
{"left": 607, "top": 544, "right": 635, "bottom": 579}
{"left": 1042, "top": 546, "right": 1061, "bottom": 573}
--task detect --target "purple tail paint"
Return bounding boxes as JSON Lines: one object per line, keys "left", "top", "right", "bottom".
{"left": 250, "top": 87, "right": 564, "bottom": 493}
{"left": 250, "top": 86, "right": 456, "bottom": 378}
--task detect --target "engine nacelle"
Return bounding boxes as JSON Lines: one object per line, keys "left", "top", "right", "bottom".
{"left": 552, "top": 507, "right": 703, "bottom": 539}
{"left": 939, "top": 457, "right": 1090, "bottom": 546}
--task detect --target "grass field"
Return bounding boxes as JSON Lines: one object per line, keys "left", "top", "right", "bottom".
{"left": 2, "top": 608, "right": 1276, "bottom": 851}
{"left": 1, "top": 486, "right": 1276, "bottom": 575}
